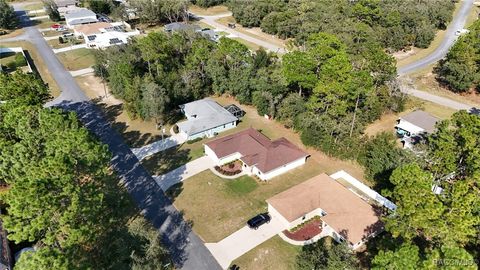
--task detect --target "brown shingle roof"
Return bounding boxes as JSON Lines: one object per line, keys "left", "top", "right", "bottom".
{"left": 205, "top": 128, "right": 308, "bottom": 173}
{"left": 267, "top": 173, "right": 382, "bottom": 245}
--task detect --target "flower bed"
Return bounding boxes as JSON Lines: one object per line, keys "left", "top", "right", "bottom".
{"left": 214, "top": 160, "right": 242, "bottom": 176}
{"left": 283, "top": 218, "right": 322, "bottom": 241}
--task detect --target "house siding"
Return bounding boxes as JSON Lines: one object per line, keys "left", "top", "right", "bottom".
{"left": 259, "top": 156, "right": 307, "bottom": 181}
{"left": 185, "top": 121, "right": 237, "bottom": 140}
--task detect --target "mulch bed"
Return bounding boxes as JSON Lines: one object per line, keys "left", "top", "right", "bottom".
{"left": 283, "top": 220, "right": 322, "bottom": 241}
{"left": 220, "top": 160, "right": 242, "bottom": 173}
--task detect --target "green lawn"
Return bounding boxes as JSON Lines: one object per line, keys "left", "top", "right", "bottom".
{"left": 141, "top": 142, "right": 206, "bottom": 176}
{"left": 166, "top": 159, "right": 323, "bottom": 242}
{"left": 231, "top": 37, "right": 263, "bottom": 51}
{"left": 56, "top": 48, "right": 95, "bottom": 71}
{"left": 24, "top": 3, "right": 44, "bottom": 11}
{"left": 226, "top": 176, "right": 258, "bottom": 195}
{"left": 231, "top": 236, "right": 301, "bottom": 270}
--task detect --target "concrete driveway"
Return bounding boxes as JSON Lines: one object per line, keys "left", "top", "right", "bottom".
{"left": 153, "top": 156, "right": 214, "bottom": 191}
{"left": 132, "top": 133, "right": 187, "bottom": 161}
{"left": 205, "top": 213, "right": 289, "bottom": 269}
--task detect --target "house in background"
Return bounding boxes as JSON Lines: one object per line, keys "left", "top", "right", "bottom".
{"left": 205, "top": 128, "right": 309, "bottom": 180}
{"left": 177, "top": 98, "right": 238, "bottom": 140}
{"left": 267, "top": 173, "right": 383, "bottom": 249}
{"left": 54, "top": 0, "right": 79, "bottom": 16}
{"left": 164, "top": 22, "right": 219, "bottom": 41}
{"left": 64, "top": 8, "right": 98, "bottom": 28}
{"left": 395, "top": 110, "right": 440, "bottom": 149}
{"left": 74, "top": 22, "right": 140, "bottom": 49}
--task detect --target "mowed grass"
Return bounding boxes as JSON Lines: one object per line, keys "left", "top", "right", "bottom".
{"left": 231, "top": 37, "right": 262, "bottom": 51}
{"left": 188, "top": 5, "right": 229, "bottom": 16}
{"left": 141, "top": 142, "right": 206, "bottom": 176}
{"left": 57, "top": 48, "right": 95, "bottom": 71}
{"left": 226, "top": 176, "right": 258, "bottom": 195}
{"left": 0, "top": 41, "right": 60, "bottom": 97}
{"left": 167, "top": 159, "right": 323, "bottom": 242}
{"left": 231, "top": 236, "right": 301, "bottom": 270}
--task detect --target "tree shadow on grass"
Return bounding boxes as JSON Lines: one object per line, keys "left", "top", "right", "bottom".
{"left": 141, "top": 146, "right": 192, "bottom": 176}
{"left": 94, "top": 101, "right": 163, "bottom": 148}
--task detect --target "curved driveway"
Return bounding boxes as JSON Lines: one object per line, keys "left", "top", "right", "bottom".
{"left": 398, "top": 0, "right": 475, "bottom": 75}
{"left": 11, "top": 6, "right": 221, "bottom": 270}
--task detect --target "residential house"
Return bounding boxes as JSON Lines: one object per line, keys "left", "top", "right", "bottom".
{"left": 205, "top": 128, "right": 309, "bottom": 180}
{"left": 54, "top": 0, "right": 79, "bottom": 16}
{"left": 74, "top": 22, "right": 140, "bottom": 49}
{"left": 395, "top": 110, "right": 440, "bottom": 148}
{"left": 177, "top": 98, "right": 238, "bottom": 140}
{"left": 64, "top": 8, "right": 98, "bottom": 28}
{"left": 267, "top": 173, "right": 383, "bottom": 249}
{"left": 164, "top": 22, "right": 201, "bottom": 33}
{"left": 164, "top": 22, "right": 219, "bottom": 41}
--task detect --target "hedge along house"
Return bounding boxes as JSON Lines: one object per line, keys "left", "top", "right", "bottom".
{"left": 267, "top": 173, "right": 383, "bottom": 249}
{"left": 176, "top": 98, "right": 238, "bottom": 140}
{"left": 204, "top": 128, "right": 309, "bottom": 180}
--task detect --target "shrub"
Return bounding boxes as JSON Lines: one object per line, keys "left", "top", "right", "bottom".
{"left": 172, "top": 124, "right": 179, "bottom": 134}
{"left": 14, "top": 53, "right": 27, "bottom": 67}
{"left": 187, "top": 137, "right": 202, "bottom": 144}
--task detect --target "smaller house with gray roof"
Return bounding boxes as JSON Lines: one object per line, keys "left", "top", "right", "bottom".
{"left": 395, "top": 110, "right": 440, "bottom": 149}
{"left": 177, "top": 98, "right": 238, "bottom": 140}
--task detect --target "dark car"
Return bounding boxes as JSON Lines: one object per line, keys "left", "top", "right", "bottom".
{"left": 247, "top": 213, "right": 271, "bottom": 229}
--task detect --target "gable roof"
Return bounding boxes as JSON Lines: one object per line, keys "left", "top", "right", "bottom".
{"left": 266, "top": 173, "right": 382, "bottom": 245}
{"left": 177, "top": 98, "right": 238, "bottom": 136}
{"left": 400, "top": 110, "right": 440, "bottom": 133}
{"left": 205, "top": 128, "right": 308, "bottom": 173}
{"left": 164, "top": 22, "right": 201, "bottom": 32}
{"left": 74, "top": 22, "right": 112, "bottom": 35}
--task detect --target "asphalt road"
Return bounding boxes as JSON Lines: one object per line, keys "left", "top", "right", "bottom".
{"left": 193, "top": 12, "right": 286, "bottom": 53}
{"left": 398, "top": 0, "right": 475, "bottom": 75}
{"left": 11, "top": 7, "right": 221, "bottom": 270}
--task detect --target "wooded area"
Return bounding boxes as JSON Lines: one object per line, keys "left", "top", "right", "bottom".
{"left": 0, "top": 73, "right": 172, "bottom": 269}
{"left": 227, "top": 0, "right": 455, "bottom": 51}
{"left": 435, "top": 20, "right": 480, "bottom": 93}
{"left": 93, "top": 30, "right": 404, "bottom": 159}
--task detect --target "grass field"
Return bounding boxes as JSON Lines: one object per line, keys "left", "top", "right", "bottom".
{"left": 231, "top": 37, "right": 262, "bottom": 51}
{"left": 167, "top": 158, "right": 323, "bottom": 242}
{"left": 0, "top": 41, "right": 60, "bottom": 97}
{"left": 231, "top": 236, "right": 301, "bottom": 270}
{"left": 189, "top": 5, "right": 229, "bottom": 16}
{"left": 57, "top": 48, "right": 95, "bottom": 71}
{"left": 23, "top": 3, "right": 44, "bottom": 11}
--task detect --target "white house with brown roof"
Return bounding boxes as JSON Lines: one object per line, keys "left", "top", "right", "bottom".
{"left": 205, "top": 128, "right": 309, "bottom": 180}
{"left": 267, "top": 173, "right": 383, "bottom": 249}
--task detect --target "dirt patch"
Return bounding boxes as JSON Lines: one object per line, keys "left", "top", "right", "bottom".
{"left": 392, "top": 48, "right": 417, "bottom": 61}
